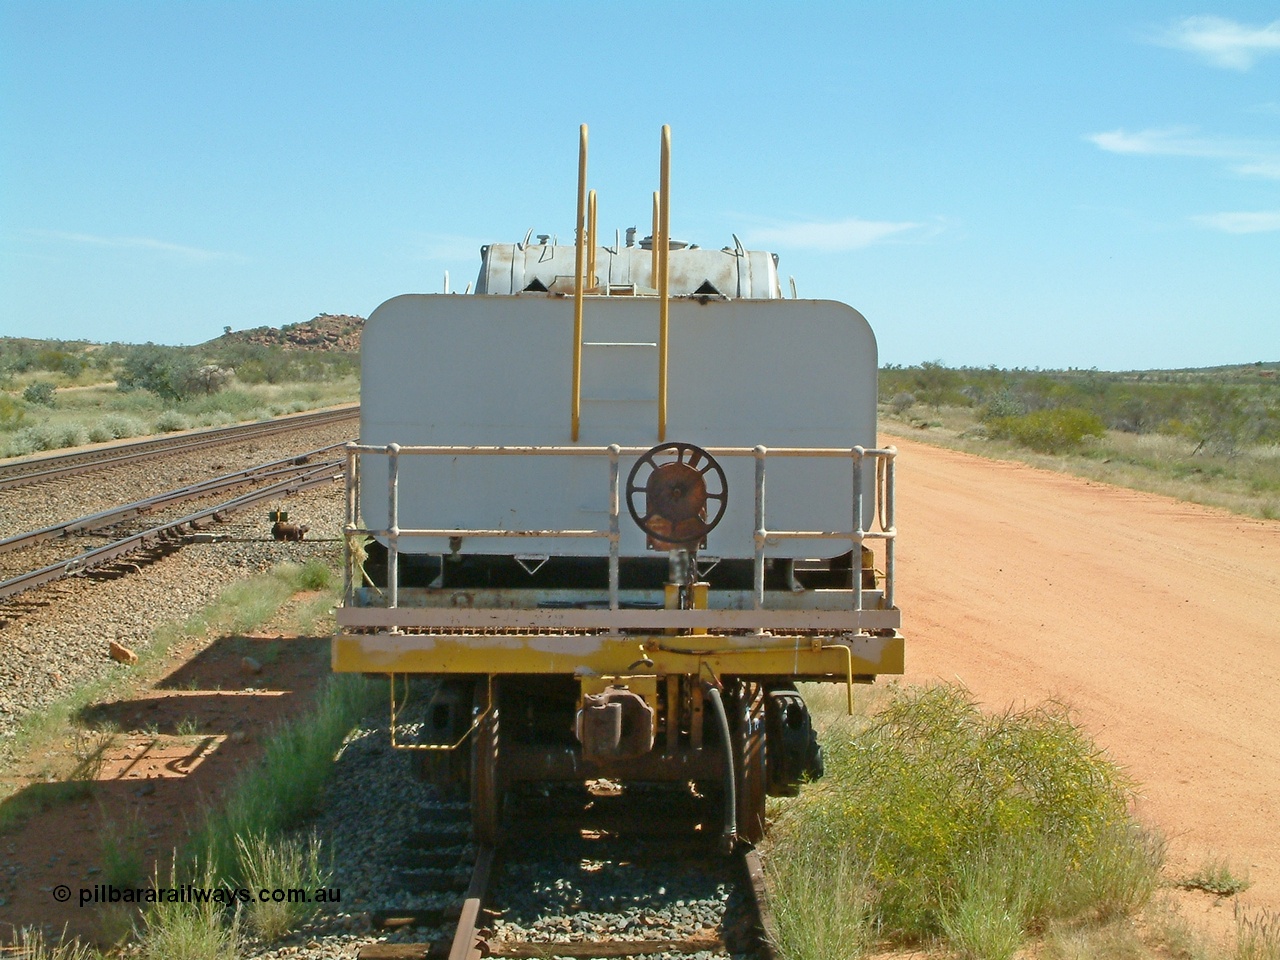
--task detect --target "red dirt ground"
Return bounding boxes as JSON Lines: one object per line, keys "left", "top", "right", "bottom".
{"left": 885, "top": 432, "right": 1279, "bottom": 919}
{"left": 0, "top": 632, "right": 329, "bottom": 942}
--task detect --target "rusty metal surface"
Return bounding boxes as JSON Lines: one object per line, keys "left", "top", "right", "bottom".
{"left": 625, "top": 441, "right": 727, "bottom": 547}
{"left": 447, "top": 844, "right": 493, "bottom": 960}
{"left": 741, "top": 845, "right": 779, "bottom": 960}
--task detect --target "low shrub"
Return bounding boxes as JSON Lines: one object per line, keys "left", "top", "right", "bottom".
{"left": 767, "top": 684, "right": 1162, "bottom": 953}
{"left": 4, "top": 421, "right": 90, "bottom": 455}
{"left": 987, "top": 408, "right": 1106, "bottom": 453}
{"left": 0, "top": 395, "right": 27, "bottom": 431}
{"left": 980, "top": 387, "right": 1027, "bottom": 421}
{"left": 153, "top": 410, "right": 191, "bottom": 433}
{"left": 87, "top": 414, "right": 147, "bottom": 443}
{"left": 888, "top": 391, "right": 916, "bottom": 415}
{"left": 1180, "top": 855, "right": 1251, "bottom": 896}
{"left": 22, "top": 380, "right": 57, "bottom": 407}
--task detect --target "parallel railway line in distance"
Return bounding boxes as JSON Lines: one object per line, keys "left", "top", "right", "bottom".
{"left": 0, "top": 404, "right": 358, "bottom": 491}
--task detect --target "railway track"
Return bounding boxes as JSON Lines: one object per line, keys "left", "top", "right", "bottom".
{"left": 353, "top": 782, "right": 776, "bottom": 960}
{"left": 0, "top": 452, "right": 344, "bottom": 603}
{"left": 0, "top": 443, "right": 346, "bottom": 558}
{"left": 0, "top": 404, "right": 357, "bottom": 491}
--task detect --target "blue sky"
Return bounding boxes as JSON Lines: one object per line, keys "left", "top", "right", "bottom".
{"left": 1, "top": 2, "right": 1277, "bottom": 369}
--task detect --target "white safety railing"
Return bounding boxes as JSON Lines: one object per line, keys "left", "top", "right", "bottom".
{"left": 343, "top": 442, "right": 897, "bottom": 622}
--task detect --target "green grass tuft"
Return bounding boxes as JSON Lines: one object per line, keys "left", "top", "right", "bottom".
{"left": 99, "top": 807, "right": 146, "bottom": 888}
{"left": 766, "top": 842, "right": 874, "bottom": 960}
{"left": 296, "top": 558, "right": 334, "bottom": 592}
{"left": 1180, "top": 855, "right": 1251, "bottom": 897}
{"left": 236, "top": 831, "right": 330, "bottom": 941}
{"left": 136, "top": 858, "right": 241, "bottom": 960}
{"left": 186, "top": 672, "right": 377, "bottom": 884}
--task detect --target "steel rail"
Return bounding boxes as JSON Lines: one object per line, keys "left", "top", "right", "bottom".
{"left": 448, "top": 845, "right": 495, "bottom": 960}
{"left": 0, "top": 442, "right": 348, "bottom": 556}
{"left": 0, "top": 405, "right": 357, "bottom": 491}
{"left": 0, "top": 460, "right": 343, "bottom": 602}
{"left": 741, "top": 844, "right": 779, "bottom": 960}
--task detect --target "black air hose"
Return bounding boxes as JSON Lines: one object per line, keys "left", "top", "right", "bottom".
{"left": 704, "top": 683, "right": 737, "bottom": 851}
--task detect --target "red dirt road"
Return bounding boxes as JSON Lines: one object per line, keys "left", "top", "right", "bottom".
{"left": 885, "top": 433, "right": 1279, "bottom": 910}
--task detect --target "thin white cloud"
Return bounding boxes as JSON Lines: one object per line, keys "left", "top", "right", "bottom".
{"left": 744, "top": 217, "right": 926, "bottom": 251}
{"left": 1088, "top": 127, "right": 1237, "bottom": 158}
{"left": 1156, "top": 15, "right": 1280, "bottom": 70}
{"left": 1233, "top": 161, "right": 1280, "bottom": 179}
{"left": 1191, "top": 211, "right": 1280, "bottom": 233}
{"left": 1087, "top": 127, "right": 1280, "bottom": 179}
{"left": 25, "top": 229, "right": 235, "bottom": 261}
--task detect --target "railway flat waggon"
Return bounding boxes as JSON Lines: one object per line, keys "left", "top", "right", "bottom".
{"left": 334, "top": 126, "right": 904, "bottom": 846}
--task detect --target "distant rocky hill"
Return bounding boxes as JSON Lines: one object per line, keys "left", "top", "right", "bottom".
{"left": 212, "top": 313, "right": 365, "bottom": 352}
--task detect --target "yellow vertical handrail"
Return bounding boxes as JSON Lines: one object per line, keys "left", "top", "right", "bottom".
{"left": 657, "top": 124, "right": 671, "bottom": 441}
{"left": 587, "top": 189, "right": 598, "bottom": 291}
{"left": 572, "top": 124, "right": 588, "bottom": 442}
{"left": 651, "top": 191, "right": 659, "bottom": 286}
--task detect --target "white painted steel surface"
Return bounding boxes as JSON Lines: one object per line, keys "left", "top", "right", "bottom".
{"left": 475, "top": 242, "right": 781, "bottom": 298}
{"left": 359, "top": 294, "right": 879, "bottom": 559}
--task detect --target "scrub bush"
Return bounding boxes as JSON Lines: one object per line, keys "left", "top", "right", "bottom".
{"left": 987, "top": 408, "right": 1106, "bottom": 453}
{"left": 88, "top": 414, "right": 146, "bottom": 443}
{"left": 0, "top": 396, "right": 26, "bottom": 431}
{"left": 22, "top": 380, "right": 57, "bottom": 406}
{"left": 153, "top": 410, "right": 191, "bottom": 433}
{"left": 767, "top": 685, "right": 1162, "bottom": 955}
{"left": 5, "top": 422, "right": 89, "bottom": 455}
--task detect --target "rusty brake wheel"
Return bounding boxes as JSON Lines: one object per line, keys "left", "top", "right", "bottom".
{"left": 625, "top": 442, "right": 728, "bottom": 547}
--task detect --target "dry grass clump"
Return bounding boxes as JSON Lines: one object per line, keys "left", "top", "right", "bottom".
{"left": 235, "top": 831, "right": 330, "bottom": 942}
{"left": 766, "top": 684, "right": 1163, "bottom": 960}
{"left": 136, "top": 859, "right": 241, "bottom": 960}
{"left": 1235, "top": 906, "right": 1280, "bottom": 960}
{"left": 4, "top": 928, "right": 101, "bottom": 960}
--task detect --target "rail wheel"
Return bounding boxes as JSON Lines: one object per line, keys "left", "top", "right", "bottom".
{"left": 732, "top": 682, "right": 767, "bottom": 843}
{"left": 470, "top": 677, "right": 503, "bottom": 845}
